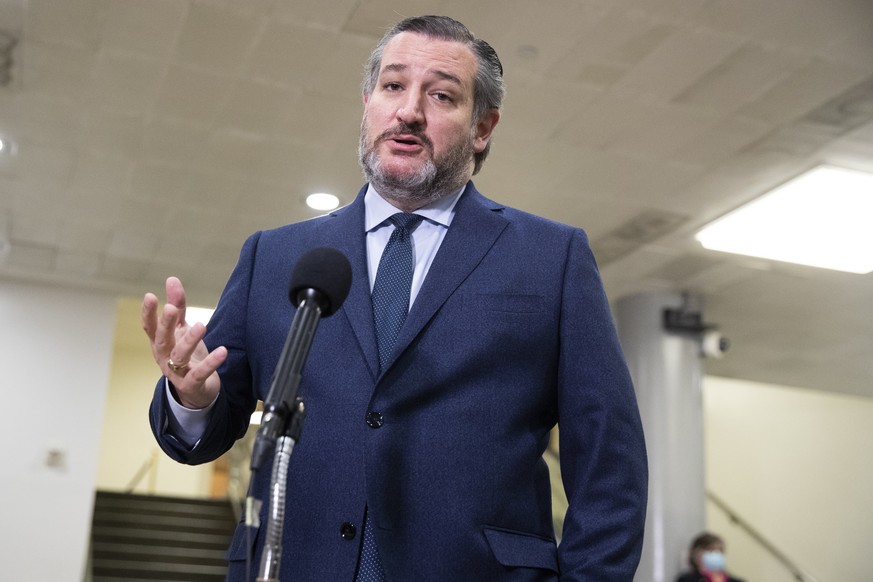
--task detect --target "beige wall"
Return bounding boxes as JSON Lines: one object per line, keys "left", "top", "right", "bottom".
{"left": 704, "top": 376, "right": 873, "bottom": 582}
{"left": 96, "top": 296, "right": 214, "bottom": 497}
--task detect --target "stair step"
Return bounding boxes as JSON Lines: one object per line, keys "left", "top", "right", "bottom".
{"left": 92, "top": 542, "right": 227, "bottom": 563}
{"left": 91, "top": 558, "right": 227, "bottom": 579}
{"left": 92, "top": 513, "right": 235, "bottom": 533}
{"left": 94, "top": 492, "right": 235, "bottom": 518}
{"left": 91, "top": 525, "right": 233, "bottom": 546}
{"left": 90, "top": 491, "right": 235, "bottom": 581}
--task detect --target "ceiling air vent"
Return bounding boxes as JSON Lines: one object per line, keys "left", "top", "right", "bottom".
{"left": 803, "top": 75, "right": 873, "bottom": 132}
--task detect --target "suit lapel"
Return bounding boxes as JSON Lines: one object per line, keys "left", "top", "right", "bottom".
{"left": 386, "top": 183, "right": 508, "bottom": 375}
{"left": 319, "top": 187, "right": 380, "bottom": 381}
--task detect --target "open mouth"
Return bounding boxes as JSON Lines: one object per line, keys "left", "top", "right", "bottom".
{"left": 388, "top": 134, "right": 423, "bottom": 146}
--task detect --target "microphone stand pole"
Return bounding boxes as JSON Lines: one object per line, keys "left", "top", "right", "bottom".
{"left": 255, "top": 399, "right": 306, "bottom": 582}
{"left": 251, "top": 292, "right": 323, "bottom": 582}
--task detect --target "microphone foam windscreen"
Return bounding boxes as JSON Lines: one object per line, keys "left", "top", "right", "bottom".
{"left": 288, "top": 247, "right": 353, "bottom": 316}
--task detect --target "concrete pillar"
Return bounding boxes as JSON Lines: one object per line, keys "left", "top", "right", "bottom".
{"left": 616, "top": 292, "right": 706, "bottom": 582}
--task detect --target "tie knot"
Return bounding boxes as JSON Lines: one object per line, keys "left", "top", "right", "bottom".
{"left": 388, "top": 212, "right": 424, "bottom": 234}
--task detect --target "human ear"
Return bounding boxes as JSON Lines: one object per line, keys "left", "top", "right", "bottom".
{"left": 473, "top": 108, "right": 500, "bottom": 153}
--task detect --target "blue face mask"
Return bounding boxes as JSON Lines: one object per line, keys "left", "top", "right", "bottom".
{"left": 701, "top": 550, "right": 726, "bottom": 572}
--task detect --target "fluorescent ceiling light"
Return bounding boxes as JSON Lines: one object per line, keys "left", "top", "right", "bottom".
{"left": 696, "top": 165, "right": 873, "bottom": 274}
{"left": 306, "top": 192, "right": 340, "bottom": 211}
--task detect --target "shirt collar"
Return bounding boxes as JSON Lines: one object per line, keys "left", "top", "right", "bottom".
{"left": 364, "top": 183, "right": 465, "bottom": 233}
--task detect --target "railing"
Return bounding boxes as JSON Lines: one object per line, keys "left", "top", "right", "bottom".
{"left": 707, "top": 490, "right": 822, "bottom": 582}
{"left": 226, "top": 426, "right": 257, "bottom": 522}
{"left": 125, "top": 449, "right": 159, "bottom": 493}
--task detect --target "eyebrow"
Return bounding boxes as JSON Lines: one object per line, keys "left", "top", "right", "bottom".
{"left": 381, "top": 63, "right": 465, "bottom": 88}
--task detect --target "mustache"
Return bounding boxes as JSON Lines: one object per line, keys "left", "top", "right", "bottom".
{"left": 376, "top": 123, "right": 433, "bottom": 150}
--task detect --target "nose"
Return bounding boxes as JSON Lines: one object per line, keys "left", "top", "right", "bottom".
{"left": 396, "top": 92, "right": 425, "bottom": 126}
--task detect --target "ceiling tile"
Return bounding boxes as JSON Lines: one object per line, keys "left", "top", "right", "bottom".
{"left": 673, "top": 43, "right": 807, "bottom": 112}
{"left": 142, "top": 118, "right": 211, "bottom": 167}
{"left": 7, "top": 95, "right": 81, "bottom": 147}
{"left": 128, "top": 160, "right": 193, "bottom": 204}
{"left": 245, "top": 21, "right": 338, "bottom": 87}
{"left": 152, "top": 65, "right": 231, "bottom": 124}
{"left": 739, "top": 60, "right": 872, "bottom": 125}
{"left": 216, "top": 79, "right": 301, "bottom": 137}
{"left": 172, "top": 3, "right": 261, "bottom": 73}
{"left": 606, "top": 103, "right": 720, "bottom": 159}
{"left": 5, "top": 240, "right": 56, "bottom": 271}
{"left": 548, "top": 7, "right": 674, "bottom": 83}
{"left": 501, "top": 73, "right": 602, "bottom": 141}
{"left": 277, "top": 90, "right": 361, "bottom": 150}
{"left": 87, "top": 51, "right": 164, "bottom": 114}
{"left": 79, "top": 109, "right": 145, "bottom": 158}
{"left": 101, "top": 255, "right": 150, "bottom": 282}
{"left": 27, "top": 0, "right": 103, "bottom": 49}
{"left": 55, "top": 249, "right": 102, "bottom": 276}
{"left": 343, "top": 0, "right": 441, "bottom": 37}
{"left": 70, "top": 151, "right": 133, "bottom": 198}
{"left": 20, "top": 41, "right": 96, "bottom": 105}
{"left": 671, "top": 115, "right": 773, "bottom": 168}
{"left": 271, "top": 0, "right": 361, "bottom": 32}
{"left": 57, "top": 220, "right": 112, "bottom": 253}
{"left": 102, "top": 0, "right": 188, "bottom": 59}
{"left": 14, "top": 142, "right": 75, "bottom": 190}
{"left": 612, "top": 26, "right": 744, "bottom": 104}
{"left": 697, "top": 0, "right": 873, "bottom": 57}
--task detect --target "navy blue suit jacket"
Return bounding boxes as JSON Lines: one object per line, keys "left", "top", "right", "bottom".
{"left": 150, "top": 182, "right": 648, "bottom": 581}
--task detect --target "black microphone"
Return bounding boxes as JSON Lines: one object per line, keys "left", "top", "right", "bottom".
{"left": 250, "top": 247, "right": 352, "bottom": 471}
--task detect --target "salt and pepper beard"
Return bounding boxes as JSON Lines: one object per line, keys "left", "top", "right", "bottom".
{"left": 358, "top": 113, "right": 477, "bottom": 208}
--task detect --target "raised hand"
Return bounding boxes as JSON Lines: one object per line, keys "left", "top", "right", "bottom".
{"left": 141, "top": 277, "right": 227, "bottom": 409}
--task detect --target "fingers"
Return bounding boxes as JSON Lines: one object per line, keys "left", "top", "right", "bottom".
{"left": 167, "top": 346, "right": 228, "bottom": 409}
{"left": 152, "top": 301, "right": 185, "bottom": 366}
{"left": 141, "top": 292, "right": 159, "bottom": 342}
{"left": 185, "top": 346, "right": 228, "bottom": 386}
{"left": 165, "top": 276, "right": 187, "bottom": 325}
{"left": 169, "top": 322, "right": 206, "bottom": 369}
{"left": 143, "top": 276, "right": 187, "bottom": 355}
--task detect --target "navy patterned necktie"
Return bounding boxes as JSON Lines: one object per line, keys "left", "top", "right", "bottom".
{"left": 356, "top": 212, "right": 423, "bottom": 582}
{"left": 371, "top": 212, "right": 424, "bottom": 373}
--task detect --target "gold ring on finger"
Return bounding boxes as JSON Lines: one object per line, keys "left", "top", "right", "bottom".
{"left": 167, "top": 358, "right": 188, "bottom": 373}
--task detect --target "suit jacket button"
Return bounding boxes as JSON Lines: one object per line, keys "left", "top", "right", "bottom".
{"left": 340, "top": 522, "right": 357, "bottom": 540}
{"left": 366, "top": 411, "right": 384, "bottom": 428}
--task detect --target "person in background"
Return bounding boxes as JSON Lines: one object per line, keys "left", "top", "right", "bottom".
{"left": 677, "top": 532, "right": 747, "bottom": 582}
{"left": 142, "top": 15, "right": 648, "bottom": 581}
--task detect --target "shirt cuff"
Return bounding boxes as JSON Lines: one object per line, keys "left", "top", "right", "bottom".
{"left": 164, "top": 378, "right": 218, "bottom": 448}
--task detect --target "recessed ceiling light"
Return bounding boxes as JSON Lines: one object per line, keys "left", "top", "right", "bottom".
{"left": 696, "top": 165, "right": 873, "bottom": 274}
{"left": 306, "top": 192, "right": 340, "bottom": 211}
{"left": 0, "top": 135, "right": 15, "bottom": 156}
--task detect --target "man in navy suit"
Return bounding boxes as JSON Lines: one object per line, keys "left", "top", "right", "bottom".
{"left": 143, "top": 15, "right": 647, "bottom": 581}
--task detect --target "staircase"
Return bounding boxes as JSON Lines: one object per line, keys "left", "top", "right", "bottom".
{"left": 89, "top": 490, "right": 237, "bottom": 581}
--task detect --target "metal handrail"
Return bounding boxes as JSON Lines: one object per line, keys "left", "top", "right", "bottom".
{"left": 226, "top": 426, "right": 257, "bottom": 522}
{"left": 125, "top": 449, "right": 158, "bottom": 493}
{"left": 707, "top": 490, "right": 821, "bottom": 582}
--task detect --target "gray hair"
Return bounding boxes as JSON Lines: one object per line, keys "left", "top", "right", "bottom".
{"left": 362, "top": 15, "right": 505, "bottom": 174}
